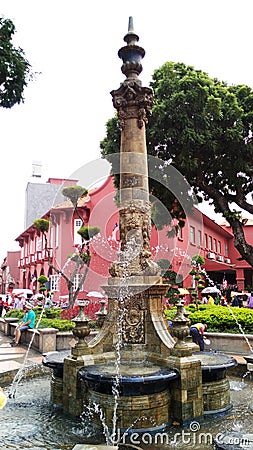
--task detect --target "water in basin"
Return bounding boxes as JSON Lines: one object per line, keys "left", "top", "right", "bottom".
{"left": 1, "top": 373, "right": 253, "bottom": 450}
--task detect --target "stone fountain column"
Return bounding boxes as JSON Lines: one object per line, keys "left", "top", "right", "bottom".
{"left": 62, "top": 17, "right": 203, "bottom": 426}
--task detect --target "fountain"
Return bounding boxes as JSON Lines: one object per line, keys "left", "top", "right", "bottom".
{"left": 1, "top": 373, "right": 253, "bottom": 449}
{"left": 40, "top": 16, "right": 238, "bottom": 447}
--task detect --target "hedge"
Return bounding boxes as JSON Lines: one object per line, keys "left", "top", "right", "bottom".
{"left": 164, "top": 304, "right": 253, "bottom": 334}
{"left": 4, "top": 307, "right": 98, "bottom": 332}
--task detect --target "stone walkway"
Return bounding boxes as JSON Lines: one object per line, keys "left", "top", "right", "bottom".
{"left": 0, "top": 331, "right": 43, "bottom": 384}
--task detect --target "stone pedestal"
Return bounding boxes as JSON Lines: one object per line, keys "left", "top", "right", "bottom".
{"left": 167, "top": 356, "right": 204, "bottom": 423}
{"left": 51, "top": 374, "right": 63, "bottom": 406}
{"left": 38, "top": 328, "right": 58, "bottom": 353}
{"left": 62, "top": 355, "right": 87, "bottom": 416}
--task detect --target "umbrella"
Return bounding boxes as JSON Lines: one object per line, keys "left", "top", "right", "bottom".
{"left": 201, "top": 287, "right": 221, "bottom": 294}
{"left": 178, "top": 288, "right": 190, "bottom": 295}
{"left": 231, "top": 291, "right": 250, "bottom": 297}
{"left": 86, "top": 291, "right": 104, "bottom": 298}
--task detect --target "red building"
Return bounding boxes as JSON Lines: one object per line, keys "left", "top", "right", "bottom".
{"left": 11, "top": 176, "right": 253, "bottom": 301}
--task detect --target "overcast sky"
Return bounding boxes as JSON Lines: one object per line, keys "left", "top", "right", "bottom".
{"left": 1, "top": 0, "right": 253, "bottom": 262}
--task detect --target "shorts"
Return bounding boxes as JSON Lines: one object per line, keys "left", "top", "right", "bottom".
{"left": 17, "top": 325, "right": 29, "bottom": 332}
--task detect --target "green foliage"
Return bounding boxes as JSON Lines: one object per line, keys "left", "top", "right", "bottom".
{"left": 191, "top": 255, "right": 205, "bottom": 266}
{"left": 164, "top": 304, "right": 253, "bottom": 334}
{"left": 188, "top": 305, "right": 253, "bottom": 334}
{"left": 78, "top": 226, "right": 100, "bottom": 241}
{"left": 165, "top": 286, "right": 180, "bottom": 304}
{"left": 5, "top": 309, "right": 24, "bottom": 319}
{"left": 38, "top": 318, "right": 75, "bottom": 332}
{"left": 41, "top": 308, "right": 62, "bottom": 319}
{"left": 37, "top": 275, "right": 48, "bottom": 284}
{"left": 62, "top": 185, "right": 88, "bottom": 207}
{"left": 0, "top": 17, "right": 32, "bottom": 108}
{"left": 100, "top": 60, "right": 253, "bottom": 266}
{"left": 39, "top": 286, "right": 46, "bottom": 292}
{"left": 33, "top": 219, "right": 50, "bottom": 233}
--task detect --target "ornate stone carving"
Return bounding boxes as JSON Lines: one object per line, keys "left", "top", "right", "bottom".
{"left": 111, "top": 80, "right": 153, "bottom": 129}
{"left": 121, "top": 298, "right": 145, "bottom": 344}
{"left": 109, "top": 201, "right": 160, "bottom": 278}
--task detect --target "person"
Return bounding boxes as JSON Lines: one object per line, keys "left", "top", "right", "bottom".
{"left": 215, "top": 295, "right": 220, "bottom": 305}
{"left": 190, "top": 323, "right": 207, "bottom": 351}
{"left": 207, "top": 295, "right": 215, "bottom": 305}
{"left": 0, "top": 297, "right": 3, "bottom": 317}
{"left": 11, "top": 303, "right": 36, "bottom": 347}
{"left": 232, "top": 296, "right": 239, "bottom": 307}
{"left": 247, "top": 292, "right": 253, "bottom": 309}
{"left": 202, "top": 295, "right": 208, "bottom": 304}
{"left": 16, "top": 295, "right": 26, "bottom": 310}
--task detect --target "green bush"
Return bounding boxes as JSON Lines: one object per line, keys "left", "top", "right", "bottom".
{"left": 164, "top": 305, "right": 253, "bottom": 334}
{"left": 5, "top": 309, "right": 24, "bottom": 320}
{"left": 37, "top": 318, "right": 75, "bottom": 331}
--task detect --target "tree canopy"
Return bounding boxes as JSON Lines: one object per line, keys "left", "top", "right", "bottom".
{"left": 0, "top": 17, "right": 31, "bottom": 108}
{"left": 100, "top": 61, "right": 253, "bottom": 267}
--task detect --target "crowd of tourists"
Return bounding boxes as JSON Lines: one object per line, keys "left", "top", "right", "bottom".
{"left": 201, "top": 291, "right": 253, "bottom": 308}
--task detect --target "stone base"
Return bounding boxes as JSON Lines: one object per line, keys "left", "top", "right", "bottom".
{"left": 202, "top": 378, "right": 231, "bottom": 414}
{"left": 166, "top": 355, "right": 204, "bottom": 423}
{"left": 51, "top": 375, "right": 63, "bottom": 406}
{"left": 85, "top": 388, "right": 171, "bottom": 430}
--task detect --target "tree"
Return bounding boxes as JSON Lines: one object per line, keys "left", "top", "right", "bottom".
{"left": 0, "top": 17, "right": 32, "bottom": 108}
{"left": 100, "top": 62, "right": 253, "bottom": 267}
{"left": 33, "top": 186, "right": 100, "bottom": 307}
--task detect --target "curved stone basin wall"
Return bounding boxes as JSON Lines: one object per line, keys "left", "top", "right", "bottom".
{"left": 79, "top": 362, "right": 179, "bottom": 430}
{"left": 193, "top": 352, "right": 238, "bottom": 415}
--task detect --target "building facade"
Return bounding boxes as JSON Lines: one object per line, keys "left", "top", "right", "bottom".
{"left": 3, "top": 176, "right": 252, "bottom": 301}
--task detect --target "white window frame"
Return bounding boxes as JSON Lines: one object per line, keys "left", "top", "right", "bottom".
{"left": 197, "top": 230, "right": 202, "bottom": 247}
{"left": 74, "top": 219, "right": 82, "bottom": 245}
{"left": 74, "top": 274, "right": 84, "bottom": 292}
{"left": 50, "top": 274, "right": 60, "bottom": 292}
{"left": 190, "top": 226, "right": 196, "bottom": 244}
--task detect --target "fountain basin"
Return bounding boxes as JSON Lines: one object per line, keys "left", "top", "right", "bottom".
{"left": 193, "top": 351, "right": 238, "bottom": 416}
{"left": 79, "top": 362, "right": 179, "bottom": 396}
{"left": 42, "top": 350, "right": 70, "bottom": 378}
{"left": 194, "top": 352, "right": 238, "bottom": 382}
{"left": 78, "top": 359, "right": 180, "bottom": 431}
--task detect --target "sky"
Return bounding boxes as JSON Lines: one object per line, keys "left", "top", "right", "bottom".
{"left": 1, "top": 0, "right": 253, "bottom": 262}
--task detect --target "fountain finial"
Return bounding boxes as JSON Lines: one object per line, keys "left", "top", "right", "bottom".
{"left": 118, "top": 16, "right": 145, "bottom": 79}
{"left": 123, "top": 16, "right": 139, "bottom": 45}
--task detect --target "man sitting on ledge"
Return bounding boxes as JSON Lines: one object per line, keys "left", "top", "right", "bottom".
{"left": 11, "top": 303, "right": 36, "bottom": 347}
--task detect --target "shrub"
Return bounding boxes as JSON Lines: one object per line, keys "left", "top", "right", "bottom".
{"left": 38, "top": 318, "right": 75, "bottom": 331}
{"left": 5, "top": 309, "right": 24, "bottom": 320}
{"left": 164, "top": 305, "right": 253, "bottom": 334}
